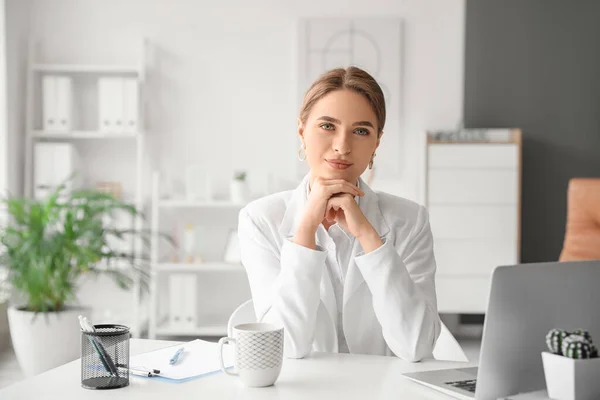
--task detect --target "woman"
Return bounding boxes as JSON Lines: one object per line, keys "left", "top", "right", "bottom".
{"left": 238, "top": 66, "right": 441, "bottom": 361}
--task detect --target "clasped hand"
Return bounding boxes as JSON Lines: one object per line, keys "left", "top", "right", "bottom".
{"left": 303, "top": 177, "right": 371, "bottom": 239}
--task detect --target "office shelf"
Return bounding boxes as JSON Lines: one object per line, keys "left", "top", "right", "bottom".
{"left": 149, "top": 171, "right": 253, "bottom": 340}
{"left": 32, "top": 130, "right": 140, "bottom": 140}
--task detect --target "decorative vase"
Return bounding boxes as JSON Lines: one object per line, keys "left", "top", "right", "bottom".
{"left": 542, "top": 351, "right": 600, "bottom": 400}
{"left": 8, "top": 306, "right": 84, "bottom": 376}
{"left": 230, "top": 180, "right": 247, "bottom": 203}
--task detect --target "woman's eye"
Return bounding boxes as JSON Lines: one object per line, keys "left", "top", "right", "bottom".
{"left": 319, "top": 123, "right": 335, "bottom": 130}
{"left": 354, "top": 128, "right": 370, "bottom": 136}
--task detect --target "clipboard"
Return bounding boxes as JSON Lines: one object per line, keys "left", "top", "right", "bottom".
{"left": 129, "top": 339, "right": 235, "bottom": 383}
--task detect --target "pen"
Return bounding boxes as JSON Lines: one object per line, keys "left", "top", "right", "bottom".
{"left": 78, "top": 315, "right": 119, "bottom": 377}
{"left": 169, "top": 347, "right": 185, "bottom": 365}
{"left": 130, "top": 368, "right": 160, "bottom": 377}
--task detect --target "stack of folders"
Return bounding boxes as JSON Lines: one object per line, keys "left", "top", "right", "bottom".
{"left": 98, "top": 77, "right": 139, "bottom": 134}
{"left": 169, "top": 273, "right": 197, "bottom": 329}
{"left": 42, "top": 76, "right": 73, "bottom": 133}
{"left": 34, "top": 142, "right": 79, "bottom": 199}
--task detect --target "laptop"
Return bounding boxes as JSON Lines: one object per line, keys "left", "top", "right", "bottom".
{"left": 403, "top": 260, "right": 600, "bottom": 400}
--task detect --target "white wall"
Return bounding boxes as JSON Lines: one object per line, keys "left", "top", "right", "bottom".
{"left": 24, "top": 0, "right": 465, "bottom": 203}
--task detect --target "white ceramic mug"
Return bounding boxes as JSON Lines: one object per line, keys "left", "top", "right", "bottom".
{"left": 218, "top": 323, "right": 284, "bottom": 387}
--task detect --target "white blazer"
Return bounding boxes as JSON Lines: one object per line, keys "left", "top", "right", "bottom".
{"left": 238, "top": 175, "right": 441, "bottom": 361}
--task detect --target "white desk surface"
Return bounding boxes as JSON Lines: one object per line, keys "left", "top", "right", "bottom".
{"left": 0, "top": 339, "right": 475, "bottom": 399}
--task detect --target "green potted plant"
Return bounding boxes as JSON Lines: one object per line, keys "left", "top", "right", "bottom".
{"left": 543, "top": 328, "right": 600, "bottom": 400}
{"left": 0, "top": 182, "right": 158, "bottom": 376}
{"left": 230, "top": 170, "right": 248, "bottom": 203}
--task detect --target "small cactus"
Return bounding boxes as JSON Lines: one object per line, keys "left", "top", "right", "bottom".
{"left": 546, "top": 328, "right": 569, "bottom": 355}
{"left": 562, "top": 335, "right": 596, "bottom": 359}
{"left": 572, "top": 329, "right": 594, "bottom": 345}
{"left": 546, "top": 329, "right": 598, "bottom": 359}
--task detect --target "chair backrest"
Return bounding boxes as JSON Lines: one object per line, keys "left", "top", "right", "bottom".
{"left": 227, "top": 299, "right": 256, "bottom": 337}
{"left": 559, "top": 178, "right": 600, "bottom": 261}
{"left": 432, "top": 321, "right": 469, "bottom": 362}
{"left": 227, "top": 300, "right": 468, "bottom": 362}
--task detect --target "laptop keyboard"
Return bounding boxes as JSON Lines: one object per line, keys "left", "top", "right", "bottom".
{"left": 444, "top": 379, "right": 477, "bottom": 393}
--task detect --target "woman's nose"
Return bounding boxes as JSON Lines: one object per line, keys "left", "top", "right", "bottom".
{"left": 333, "top": 133, "right": 351, "bottom": 155}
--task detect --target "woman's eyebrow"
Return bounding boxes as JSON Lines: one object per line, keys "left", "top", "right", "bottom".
{"left": 317, "top": 116, "right": 341, "bottom": 124}
{"left": 352, "top": 121, "right": 374, "bottom": 128}
{"left": 317, "top": 116, "right": 374, "bottom": 128}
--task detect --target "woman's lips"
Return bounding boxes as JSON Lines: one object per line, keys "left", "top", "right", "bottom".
{"left": 326, "top": 160, "right": 352, "bottom": 170}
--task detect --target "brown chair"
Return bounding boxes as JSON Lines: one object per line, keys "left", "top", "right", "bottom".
{"left": 559, "top": 178, "right": 600, "bottom": 261}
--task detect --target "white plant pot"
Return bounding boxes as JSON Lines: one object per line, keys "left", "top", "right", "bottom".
{"left": 230, "top": 180, "right": 247, "bottom": 203}
{"left": 8, "top": 306, "right": 84, "bottom": 377}
{"left": 542, "top": 351, "right": 600, "bottom": 400}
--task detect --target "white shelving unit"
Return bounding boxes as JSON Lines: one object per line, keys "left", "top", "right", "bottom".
{"left": 31, "top": 64, "right": 141, "bottom": 75}
{"left": 23, "top": 37, "right": 150, "bottom": 337}
{"left": 149, "top": 172, "right": 252, "bottom": 339}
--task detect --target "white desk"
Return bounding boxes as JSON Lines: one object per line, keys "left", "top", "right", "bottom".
{"left": 0, "top": 339, "right": 474, "bottom": 399}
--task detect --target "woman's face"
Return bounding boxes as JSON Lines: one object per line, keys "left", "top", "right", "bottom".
{"left": 298, "top": 89, "right": 381, "bottom": 183}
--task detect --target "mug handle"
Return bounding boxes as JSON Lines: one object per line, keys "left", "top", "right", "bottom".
{"left": 218, "top": 337, "right": 238, "bottom": 376}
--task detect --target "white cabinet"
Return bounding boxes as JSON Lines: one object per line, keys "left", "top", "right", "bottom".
{"left": 425, "top": 130, "right": 522, "bottom": 313}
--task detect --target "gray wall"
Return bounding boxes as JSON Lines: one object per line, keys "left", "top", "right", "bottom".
{"left": 464, "top": 0, "right": 600, "bottom": 263}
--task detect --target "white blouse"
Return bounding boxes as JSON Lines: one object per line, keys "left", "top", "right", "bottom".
{"left": 309, "top": 178, "right": 361, "bottom": 354}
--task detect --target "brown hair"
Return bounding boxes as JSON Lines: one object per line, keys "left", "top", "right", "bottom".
{"left": 299, "top": 66, "right": 386, "bottom": 135}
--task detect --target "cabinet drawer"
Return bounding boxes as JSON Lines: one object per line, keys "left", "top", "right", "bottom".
{"left": 428, "top": 169, "right": 518, "bottom": 204}
{"left": 429, "top": 205, "right": 518, "bottom": 240}
{"left": 434, "top": 239, "right": 518, "bottom": 275}
{"left": 429, "top": 144, "right": 518, "bottom": 169}
{"left": 436, "top": 276, "right": 491, "bottom": 313}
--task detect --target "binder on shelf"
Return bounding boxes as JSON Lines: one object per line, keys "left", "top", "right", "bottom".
{"left": 168, "top": 274, "right": 184, "bottom": 328}
{"left": 56, "top": 77, "right": 73, "bottom": 132}
{"left": 33, "top": 142, "right": 79, "bottom": 199}
{"left": 42, "top": 76, "right": 73, "bottom": 133}
{"left": 183, "top": 274, "right": 197, "bottom": 328}
{"left": 122, "top": 78, "right": 139, "bottom": 133}
{"left": 98, "top": 78, "right": 120, "bottom": 134}
{"left": 98, "top": 77, "right": 138, "bottom": 134}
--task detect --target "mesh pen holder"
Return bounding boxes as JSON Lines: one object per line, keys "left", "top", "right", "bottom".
{"left": 81, "top": 324, "right": 130, "bottom": 390}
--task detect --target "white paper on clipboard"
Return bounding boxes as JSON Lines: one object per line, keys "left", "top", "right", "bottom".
{"left": 130, "top": 339, "right": 235, "bottom": 381}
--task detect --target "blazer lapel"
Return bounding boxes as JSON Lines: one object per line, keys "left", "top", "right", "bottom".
{"left": 343, "top": 177, "right": 390, "bottom": 307}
